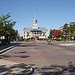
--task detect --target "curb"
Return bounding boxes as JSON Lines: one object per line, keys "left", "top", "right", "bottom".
{"left": 0, "top": 46, "right": 14, "bottom": 54}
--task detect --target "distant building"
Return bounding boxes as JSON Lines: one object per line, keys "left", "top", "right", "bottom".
{"left": 23, "top": 18, "right": 48, "bottom": 40}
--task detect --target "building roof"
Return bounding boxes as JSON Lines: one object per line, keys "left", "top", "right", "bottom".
{"left": 24, "top": 27, "right": 47, "bottom": 32}
{"left": 31, "top": 29, "right": 42, "bottom": 32}
{"left": 38, "top": 27, "right": 48, "bottom": 32}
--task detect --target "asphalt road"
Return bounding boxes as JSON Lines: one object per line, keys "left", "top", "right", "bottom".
{"left": 1, "top": 42, "right": 75, "bottom": 68}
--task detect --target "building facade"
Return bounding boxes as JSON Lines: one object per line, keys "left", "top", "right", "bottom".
{"left": 23, "top": 18, "right": 48, "bottom": 40}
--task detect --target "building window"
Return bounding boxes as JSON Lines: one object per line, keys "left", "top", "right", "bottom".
{"left": 43, "top": 32, "right": 45, "bottom": 36}
{"left": 27, "top": 32, "right": 29, "bottom": 36}
{"left": 24, "top": 31, "right": 25, "bottom": 34}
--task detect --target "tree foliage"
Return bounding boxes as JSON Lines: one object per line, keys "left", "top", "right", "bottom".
{"left": 0, "top": 13, "right": 17, "bottom": 44}
{"left": 62, "top": 22, "right": 75, "bottom": 40}
{"left": 54, "top": 30, "right": 62, "bottom": 39}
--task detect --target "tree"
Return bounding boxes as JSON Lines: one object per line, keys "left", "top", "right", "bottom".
{"left": 72, "top": 31, "right": 75, "bottom": 36}
{"left": 54, "top": 30, "right": 62, "bottom": 40}
{"left": 71, "top": 22, "right": 75, "bottom": 40}
{"left": 62, "top": 23, "right": 69, "bottom": 41}
{"left": 62, "top": 22, "right": 75, "bottom": 41}
{"left": 0, "top": 13, "right": 17, "bottom": 44}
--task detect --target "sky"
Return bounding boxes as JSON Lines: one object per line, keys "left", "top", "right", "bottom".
{"left": 0, "top": 0, "right": 75, "bottom": 36}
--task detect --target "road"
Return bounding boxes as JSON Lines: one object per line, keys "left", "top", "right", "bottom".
{"left": 1, "top": 42, "right": 75, "bottom": 68}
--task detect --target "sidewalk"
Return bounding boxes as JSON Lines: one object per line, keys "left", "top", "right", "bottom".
{"left": 59, "top": 43, "right": 75, "bottom": 46}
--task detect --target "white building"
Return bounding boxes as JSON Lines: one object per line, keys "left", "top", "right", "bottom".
{"left": 23, "top": 18, "right": 48, "bottom": 40}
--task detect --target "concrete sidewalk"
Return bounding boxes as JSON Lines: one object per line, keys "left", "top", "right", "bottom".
{"left": 59, "top": 43, "right": 75, "bottom": 46}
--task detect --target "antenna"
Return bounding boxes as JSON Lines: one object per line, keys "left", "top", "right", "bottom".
{"left": 34, "top": 8, "right": 38, "bottom": 19}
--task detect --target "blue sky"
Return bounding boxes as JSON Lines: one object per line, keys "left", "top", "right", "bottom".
{"left": 0, "top": 0, "right": 75, "bottom": 36}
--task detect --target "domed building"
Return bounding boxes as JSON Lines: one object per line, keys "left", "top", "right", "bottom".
{"left": 23, "top": 18, "right": 48, "bottom": 40}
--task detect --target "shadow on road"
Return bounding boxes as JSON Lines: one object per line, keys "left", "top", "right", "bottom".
{"left": 0, "top": 63, "right": 34, "bottom": 75}
{"left": 0, "top": 62, "right": 75, "bottom": 75}
{"left": 16, "top": 43, "right": 38, "bottom": 47}
{"left": 0, "top": 42, "right": 22, "bottom": 50}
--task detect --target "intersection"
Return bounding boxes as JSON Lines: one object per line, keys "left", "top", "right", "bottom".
{"left": 0, "top": 42, "right": 75, "bottom": 68}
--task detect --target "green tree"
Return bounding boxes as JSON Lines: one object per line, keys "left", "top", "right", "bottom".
{"left": 0, "top": 13, "right": 17, "bottom": 44}
{"left": 48, "top": 29, "right": 53, "bottom": 41}
{"left": 62, "top": 22, "right": 75, "bottom": 41}
{"left": 67, "top": 23, "right": 75, "bottom": 40}
{"left": 62, "top": 23, "right": 69, "bottom": 41}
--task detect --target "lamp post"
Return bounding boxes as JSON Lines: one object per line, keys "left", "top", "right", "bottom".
{"left": 23, "top": 28, "right": 25, "bottom": 40}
